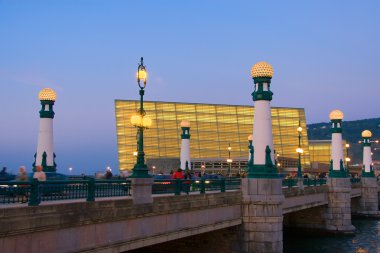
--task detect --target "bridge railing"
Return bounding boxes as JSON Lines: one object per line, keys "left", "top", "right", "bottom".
{"left": 0, "top": 178, "right": 131, "bottom": 206}
{"left": 152, "top": 178, "right": 241, "bottom": 195}
{"left": 350, "top": 178, "right": 361, "bottom": 184}
{"left": 282, "top": 178, "right": 327, "bottom": 188}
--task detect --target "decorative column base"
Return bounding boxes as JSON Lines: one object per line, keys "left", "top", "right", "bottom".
{"left": 248, "top": 165, "right": 279, "bottom": 179}
{"left": 325, "top": 177, "right": 355, "bottom": 233}
{"left": 241, "top": 178, "right": 284, "bottom": 253}
{"left": 130, "top": 178, "right": 153, "bottom": 205}
{"left": 358, "top": 177, "right": 380, "bottom": 216}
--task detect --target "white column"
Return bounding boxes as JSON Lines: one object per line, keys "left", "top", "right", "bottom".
{"left": 363, "top": 146, "right": 372, "bottom": 173}
{"left": 180, "top": 139, "right": 190, "bottom": 170}
{"left": 253, "top": 100, "right": 274, "bottom": 164}
{"left": 331, "top": 133, "right": 343, "bottom": 171}
{"left": 36, "top": 118, "right": 54, "bottom": 166}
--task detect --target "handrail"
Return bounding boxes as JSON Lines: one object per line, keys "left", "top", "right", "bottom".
{"left": 152, "top": 178, "right": 241, "bottom": 195}
{"left": 0, "top": 179, "right": 131, "bottom": 206}
{"left": 0, "top": 178, "right": 241, "bottom": 206}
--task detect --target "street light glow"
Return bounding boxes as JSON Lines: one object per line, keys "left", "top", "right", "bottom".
{"left": 136, "top": 68, "right": 147, "bottom": 83}
{"left": 296, "top": 148, "right": 304, "bottom": 154}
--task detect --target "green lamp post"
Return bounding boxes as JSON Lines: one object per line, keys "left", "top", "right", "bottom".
{"left": 227, "top": 143, "right": 232, "bottom": 177}
{"left": 296, "top": 122, "right": 303, "bottom": 178}
{"left": 345, "top": 143, "right": 350, "bottom": 172}
{"left": 129, "top": 57, "right": 152, "bottom": 178}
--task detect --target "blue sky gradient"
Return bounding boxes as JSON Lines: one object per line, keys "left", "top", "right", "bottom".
{"left": 1, "top": 1, "right": 379, "bottom": 175}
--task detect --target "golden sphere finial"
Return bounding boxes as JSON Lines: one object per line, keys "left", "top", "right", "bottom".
{"left": 181, "top": 120, "right": 190, "bottom": 128}
{"left": 329, "top": 109, "right": 344, "bottom": 120}
{"left": 362, "top": 130, "right": 372, "bottom": 138}
{"left": 38, "top": 88, "right": 56, "bottom": 101}
{"left": 251, "top": 62, "right": 274, "bottom": 78}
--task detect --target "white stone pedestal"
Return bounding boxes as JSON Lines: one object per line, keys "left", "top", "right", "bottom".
{"left": 241, "top": 178, "right": 284, "bottom": 253}
{"left": 130, "top": 178, "right": 153, "bottom": 205}
{"left": 297, "top": 178, "right": 304, "bottom": 190}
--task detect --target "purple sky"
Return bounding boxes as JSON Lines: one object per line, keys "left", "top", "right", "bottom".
{"left": 0, "top": 1, "right": 379, "bottom": 175}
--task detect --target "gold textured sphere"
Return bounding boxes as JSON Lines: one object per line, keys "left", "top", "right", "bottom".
{"left": 180, "top": 120, "right": 190, "bottom": 128}
{"left": 251, "top": 62, "right": 274, "bottom": 78}
{"left": 329, "top": 110, "right": 344, "bottom": 120}
{"left": 38, "top": 88, "right": 56, "bottom": 101}
{"left": 362, "top": 130, "right": 372, "bottom": 138}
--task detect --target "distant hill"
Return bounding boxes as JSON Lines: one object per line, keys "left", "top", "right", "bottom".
{"left": 307, "top": 118, "right": 380, "bottom": 164}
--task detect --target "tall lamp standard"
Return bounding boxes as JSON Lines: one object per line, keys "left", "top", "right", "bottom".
{"left": 227, "top": 143, "right": 232, "bottom": 177}
{"left": 345, "top": 143, "right": 350, "bottom": 171}
{"left": 130, "top": 57, "right": 152, "bottom": 178}
{"left": 296, "top": 122, "right": 304, "bottom": 178}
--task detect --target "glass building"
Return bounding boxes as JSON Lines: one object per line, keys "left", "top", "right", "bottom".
{"left": 115, "top": 100, "right": 310, "bottom": 173}
{"left": 309, "top": 140, "right": 348, "bottom": 169}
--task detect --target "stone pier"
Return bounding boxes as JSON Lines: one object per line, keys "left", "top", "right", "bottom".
{"left": 359, "top": 177, "right": 380, "bottom": 216}
{"left": 242, "top": 178, "right": 284, "bottom": 253}
{"left": 325, "top": 177, "right": 355, "bottom": 233}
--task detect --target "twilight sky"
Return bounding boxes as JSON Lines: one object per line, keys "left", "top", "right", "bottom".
{"left": 0, "top": 1, "right": 379, "bottom": 175}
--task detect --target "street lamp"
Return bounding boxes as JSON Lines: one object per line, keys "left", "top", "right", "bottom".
{"left": 297, "top": 122, "right": 303, "bottom": 178}
{"left": 130, "top": 57, "right": 152, "bottom": 178}
{"left": 227, "top": 143, "right": 232, "bottom": 177}
{"left": 345, "top": 143, "right": 350, "bottom": 170}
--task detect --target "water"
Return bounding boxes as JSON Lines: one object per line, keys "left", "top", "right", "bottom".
{"left": 284, "top": 219, "right": 380, "bottom": 253}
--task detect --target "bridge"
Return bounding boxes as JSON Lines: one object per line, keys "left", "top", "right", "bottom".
{"left": 0, "top": 178, "right": 379, "bottom": 253}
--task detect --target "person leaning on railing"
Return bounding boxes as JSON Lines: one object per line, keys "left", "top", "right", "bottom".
{"left": 33, "top": 165, "right": 46, "bottom": 181}
{"left": 16, "top": 166, "right": 29, "bottom": 203}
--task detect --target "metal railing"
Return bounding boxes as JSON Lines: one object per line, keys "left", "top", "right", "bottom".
{"left": 152, "top": 178, "right": 241, "bottom": 195}
{"left": 0, "top": 176, "right": 365, "bottom": 205}
{"left": 0, "top": 178, "right": 131, "bottom": 206}
{"left": 282, "top": 178, "right": 327, "bottom": 188}
{"left": 350, "top": 178, "right": 361, "bottom": 184}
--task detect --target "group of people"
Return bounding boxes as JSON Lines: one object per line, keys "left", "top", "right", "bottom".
{"left": 170, "top": 169, "right": 193, "bottom": 179}
{"left": 14, "top": 165, "right": 47, "bottom": 182}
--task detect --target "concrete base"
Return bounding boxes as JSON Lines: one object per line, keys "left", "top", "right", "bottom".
{"left": 358, "top": 177, "right": 380, "bottom": 216}
{"left": 241, "top": 178, "right": 284, "bottom": 253}
{"left": 297, "top": 178, "right": 304, "bottom": 190}
{"left": 325, "top": 177, "right": 355, "bottom": 233}
{"left": 130, "top": 178, "right": 153, "bottom": 204}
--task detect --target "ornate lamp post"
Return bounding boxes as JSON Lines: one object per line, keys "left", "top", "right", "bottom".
{"left": 296, "top": 122, "right": 303, "bottom": 178}
{"left": 130, "top": 57, "right": 152, "bottom": 178}
{"left": 345, "top": 143, "right": 350, "bottom": 171}
{"left": 34, "top": 88, "right": 57, "bottom": 172}
{"left": 361, "top": 130, "right": 375, "bottom": 177}
{"left": 227, "top": 143, "right": 232, "bottom": 177}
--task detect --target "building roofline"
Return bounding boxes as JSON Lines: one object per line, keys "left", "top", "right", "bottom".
{"left": 114, "top": 99, "right": 305, "bottom": 110}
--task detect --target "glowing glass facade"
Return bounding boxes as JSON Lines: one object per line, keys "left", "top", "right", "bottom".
{"left": 115, "top": 100, "right": 310, "bottom": 172}
{"left": 309, "top": 140, "right": 348, "bottom": 165}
